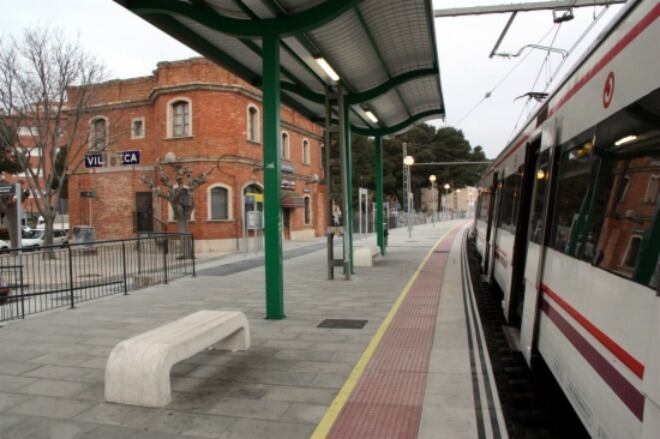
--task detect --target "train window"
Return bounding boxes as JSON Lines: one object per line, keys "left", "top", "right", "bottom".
{"left": 529, "top": 149, "right": 550, "bottom": 244}
{"left": 549, "top": 135, "right": 595, "bottom": 255}
{"left": 644, "top": 175, "right": 659, "bottom": 203}
{"left": 477, "top": 191, "right": 491, "bottom": 221}
{"left": 622, "top": 235, "right": 643, "bottom": 269}
{"left": 475, "top": 194, "right": 482, "bottom": 220}
{"left": 549, "top": 87, "right": 660, "bottom": 288}
{"left": 498, "top": 165, "right": 523, "bottom": 231}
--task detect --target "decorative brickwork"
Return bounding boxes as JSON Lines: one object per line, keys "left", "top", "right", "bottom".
{"left": 68, "top": 58, "right": 326, "bottom": 250}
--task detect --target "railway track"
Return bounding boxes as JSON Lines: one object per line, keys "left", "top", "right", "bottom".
{"left": 464, "top": 236, "right": 589, "bottom": 439}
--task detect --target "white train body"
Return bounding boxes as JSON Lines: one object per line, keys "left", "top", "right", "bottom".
{"left": 473, "top": 2, "right": 660, "bottom": 438}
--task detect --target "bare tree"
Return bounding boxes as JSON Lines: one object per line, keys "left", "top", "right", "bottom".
{"left": 142, "top": 164, "right": 214, "bottom": 257}
{"left": 0, "top": 28, "right": 108, "bottom": 255}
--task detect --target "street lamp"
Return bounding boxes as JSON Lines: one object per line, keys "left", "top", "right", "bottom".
{"left": 443, "top": 183, "right": 450, "bottom": 220}
{"left": 403, "top": 155, "right": 414, "bottom": 237}
{"left": 429, "top": 175, "right": 436, "bottom": 226}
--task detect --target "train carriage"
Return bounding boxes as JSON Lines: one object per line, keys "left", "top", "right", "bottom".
{"left": 473, "top": 1, "right": 660, "bottom": 438}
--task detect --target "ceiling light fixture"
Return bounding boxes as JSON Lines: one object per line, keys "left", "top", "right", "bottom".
{"left": 615, "top": 134, "right": 638, "bottom": 146}
{"left": 364, "top": 110, "right": 378, "bottom": 123}
{"left": 315, "top": 57, "right": 339, "bottom": 82}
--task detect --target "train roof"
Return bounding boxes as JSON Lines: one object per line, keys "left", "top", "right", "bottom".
{"left": 480, "top": 0, "right": 642, "bottom": 184}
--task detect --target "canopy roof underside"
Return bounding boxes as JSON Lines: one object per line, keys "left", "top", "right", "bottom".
{"left": 116, "top": 0, "right": 445, "bottom": 136}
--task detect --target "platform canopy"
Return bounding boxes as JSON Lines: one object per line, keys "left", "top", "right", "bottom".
{"left": 115, "top": 0, "right": 445, "bottom": 136}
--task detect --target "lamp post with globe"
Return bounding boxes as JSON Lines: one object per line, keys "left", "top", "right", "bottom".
{"left": 443, "top": 183, "right": 450, "bottom": 220}
{"left": 403, "top": 155, "right": 414, "bottom": 237}
{"left": 429, "top": 175, "right": 437, "bottom": 226}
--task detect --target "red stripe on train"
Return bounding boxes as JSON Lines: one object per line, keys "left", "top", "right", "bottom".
{"left": 541, "top": 283, "right": 644, "bottom": 379}
{"left": 541, "top": 299, "right": 644, "bottom": 421}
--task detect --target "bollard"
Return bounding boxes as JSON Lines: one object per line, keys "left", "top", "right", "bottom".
{"left": 121, "top": 241, "right": 128, "bottom": 295}
{"left": 191, "top": 235, "right": 196, "bottom": 278}
{"left": 67, "top": 246, "right": 75, "bottom": 309}
{"left": 162, "top": 235, "right": 168, "bottom": 285}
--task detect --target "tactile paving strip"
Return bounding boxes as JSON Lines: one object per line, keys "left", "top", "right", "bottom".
{"left": 327, "top": 228, "right": 461, "bottom": 439}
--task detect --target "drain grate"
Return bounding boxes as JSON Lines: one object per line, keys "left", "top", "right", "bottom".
{"left": 317, "top": 319, "right": 367, "bottom": 329}
{"left": 434, "top": 250, "right": 449, "bottom": 253}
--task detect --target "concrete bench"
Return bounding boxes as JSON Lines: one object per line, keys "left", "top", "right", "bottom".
{"left": 105, "top": 310, "right": 250, "bottom": 407}
{"left": 354, "top": 245, "right": 381, "bottom": 267}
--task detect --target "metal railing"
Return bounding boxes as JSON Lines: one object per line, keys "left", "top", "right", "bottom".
{"left": 0, "top": 233, "right": 195, "bottom": 322}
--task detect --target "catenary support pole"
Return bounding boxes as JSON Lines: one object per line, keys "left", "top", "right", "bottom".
{"left": 375, "top": 135, "right": 385, "bottom": 256}
{"left": 342, "top": 95, "right": 354, "bottom": 273}
{"left": 262, "top": 34, "right": 284, "bottom": 319}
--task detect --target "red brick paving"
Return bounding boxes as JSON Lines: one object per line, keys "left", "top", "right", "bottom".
{"left": 327, "top": 228, "right": 461, "bottom": 439}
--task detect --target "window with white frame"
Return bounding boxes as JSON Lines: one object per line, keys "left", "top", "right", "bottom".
{"left": 622, "top": 235, "right": 642, "bottom": 269}
{"left": 302, "top": 139, "right": 311, "bottom": 165}
{"left": 171, "top": 100, "right": 190, "bottom": 137}
{"left": 131, "top": 117, "right": 145, "bottom": 139}
{"left": 281, "top": 131, "right": 290, "bottom": 159}
{"left": 89, "top": 117, "right": 107, "bottom": 150}
{"left": 247, "top": 105, "right": 259, "bottom": 142}
{"left": 208, "top": 185, "right": 230, "bottom": 220}
{"left": 304, "top": 195, "right": 312, "bottom": 225}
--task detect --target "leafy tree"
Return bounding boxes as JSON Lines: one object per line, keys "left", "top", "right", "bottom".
{"left": 351, "top": 123, "right": 490, "bottom": 209}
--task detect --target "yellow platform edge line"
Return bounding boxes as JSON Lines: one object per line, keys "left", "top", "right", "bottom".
{"left": 310, "top": 224, "right": 462, "bottom": 439}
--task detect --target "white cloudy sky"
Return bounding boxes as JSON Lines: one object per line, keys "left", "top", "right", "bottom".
{"left": 1, "top": 0, "right": 624, "bottom": 158}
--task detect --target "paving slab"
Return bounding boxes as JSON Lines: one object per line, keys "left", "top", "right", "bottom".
{"left": 0, "top": 221, "right": 463, "bottom": 438}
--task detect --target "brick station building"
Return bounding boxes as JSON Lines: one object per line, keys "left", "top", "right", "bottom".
{"left": 68, "top": 58, "right": 326, "bottom": 253}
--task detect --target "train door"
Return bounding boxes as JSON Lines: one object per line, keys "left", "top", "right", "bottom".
{"left": 519, "top": 123, "right": 560, "bottom": 366}
{"left": 507, "top": 139, "right": 541, "bottom": 326}
{"left": 483, "top": 171, "right": 498, "bottom": 275}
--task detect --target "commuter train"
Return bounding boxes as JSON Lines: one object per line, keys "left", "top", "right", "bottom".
{"left": 473, "top": 1, "right": 660, "bottom": 438}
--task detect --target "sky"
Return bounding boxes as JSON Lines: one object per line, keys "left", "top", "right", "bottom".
{"left": 0, "top": 0, "right": 625, "bottom": 159}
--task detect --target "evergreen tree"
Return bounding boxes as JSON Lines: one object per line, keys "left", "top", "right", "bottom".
{"left": 351, "top": 123, "right": 490, "bottom": 208}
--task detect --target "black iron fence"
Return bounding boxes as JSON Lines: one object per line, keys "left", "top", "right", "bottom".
{"left": 0, "top": 233, "right": 195, "bottom": 322}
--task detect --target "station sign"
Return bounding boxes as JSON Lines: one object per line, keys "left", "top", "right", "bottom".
{"left": 84, "top": 153, "right": 104, "bottom": 168}
{"left": 281, "top": 179, "right": 296, "bottom": 190}
{"left": 80, "top": 191, "right": 96, "bottom": 198}
{"left": 119, "top": 150, "right": 141, "bottom": 165}
{"left": 0, "top": 184, "right": 15, "bottom": 195}
{"left": 84, "top": 150, "right": 141, "bottom": 168}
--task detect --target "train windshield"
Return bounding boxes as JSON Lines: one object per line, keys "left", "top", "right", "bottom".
{"left": 550, "top": 87, "right": 660, "bottom": 288}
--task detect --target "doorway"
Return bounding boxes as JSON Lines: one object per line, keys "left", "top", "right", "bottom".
{"left": 135, "top": 192, "right": 153, "bottom": 233}
{"left": 508, "top": 139, "right": 541, "bottom": 326}
{"left": 282, "top": 208, "right": 291, "bottom": 240}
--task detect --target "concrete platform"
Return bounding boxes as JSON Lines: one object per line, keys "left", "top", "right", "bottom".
{"left": 0, "top": 220, "right": 503, "bottom": 439}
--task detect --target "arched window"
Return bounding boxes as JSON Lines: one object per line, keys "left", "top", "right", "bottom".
{"left": 302, "top": 139, "right": 311, "bottom": 165}
{"left": 281, "top": 131, "right": 290, "bottom": 159}
{"left": 247, "top": 105, "right": 260, "bottom": 142}
{"left": 209, "top": 186, "right": 229, "bottom": 220}
{"left": 172, "top": 100, "right": 190, "bottom": 137}
{"left": 90, "top": 117, "right": 107, "bottom": 150}
{"left": 304, "top": 195, "right": 312, "bottom": 225}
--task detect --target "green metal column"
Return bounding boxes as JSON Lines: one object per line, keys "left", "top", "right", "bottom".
{"left": 375, "top": 135, "right": 385, "bottom": 256}
{"left": 262, "top": 34, "right": 284, "bottom": 319}
{"left": 343, "top": 96, "right": 354, "bottom": 273}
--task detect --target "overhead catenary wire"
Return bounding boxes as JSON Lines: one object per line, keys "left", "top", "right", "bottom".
{"left": 453, "top": 23, "right": 558, "bottom": 128}
{"left": 507, "top": 22, "right": 563, "bottom": 142}
{"left": 505, "top": 3, "right": 611, "bottom": 143}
